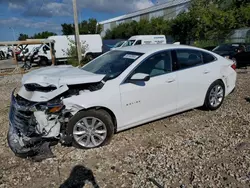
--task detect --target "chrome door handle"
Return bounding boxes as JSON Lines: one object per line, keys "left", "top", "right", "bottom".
{"left": 203, "top": 70, "right": 210, "bottom": 74}
{"left": 166, "top": 78, "right": 176, "bottom": 83}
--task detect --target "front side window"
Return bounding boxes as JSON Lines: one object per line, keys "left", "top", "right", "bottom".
{"left": 123, "top": 40, "right": 135, "bottom": 47}
{"left": 176, "top": 49, "right": 203, "bottom": 70}
{"left": 113, "top": 41, "right": 125, "bottom": 48}
{"left": 134, "top": 40, "right": 142, "bottom": 45}
{"left": 43, "top": 43, "right": 50, "bottom": 51}
{"left": 132, "top": 51, "right": 172, "bottom": 78}
{"left": 82, "top": 50, "right": 144, "bottom": 80}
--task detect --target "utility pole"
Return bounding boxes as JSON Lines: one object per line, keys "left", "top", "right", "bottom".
{"left": 9, "top": 27, "right": 16, "bottom": 41}
{"left": 72, "top": 0, "right": 82, "bottom": 64}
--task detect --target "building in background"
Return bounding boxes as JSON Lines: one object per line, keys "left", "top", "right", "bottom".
{"left": 98, "top": 0, "right": 191, "bottom": 37}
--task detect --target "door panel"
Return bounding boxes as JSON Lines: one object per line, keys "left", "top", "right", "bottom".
{"left": 120, "top": 73, "right": 177, "bottom": 126}
{"left": 119, "top": 50, "right": 178, "bottom": 127}
{"left": 175, "top": 49, "right": 217, "bottom": 111}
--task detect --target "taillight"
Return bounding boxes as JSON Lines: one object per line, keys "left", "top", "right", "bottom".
{"left": 231, "top": 63, "right": 236, "bottom": 70}
{"left": 231, "top": 58, "right": 237, "bottom": 70}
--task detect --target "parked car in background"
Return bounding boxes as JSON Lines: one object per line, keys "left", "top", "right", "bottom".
{"left": 8, "top": 44, "right": 237, "bottom": 159}
{"left": 112, "top": 35, "right": 167, "bottom": 49}
{"left": 212, "top": 43, "right": 250, "bottom": 68}
{"left": 111, "top": 40, "right": 126, "bottom": 49}
{"left": 102, "top": 39, "right": 125, "bottom": 53}
{"left": 0, "top": 46, "right": 12, "bottom": 59}
{"left": 203, "top": 46, "right": 217, "bottom": 51}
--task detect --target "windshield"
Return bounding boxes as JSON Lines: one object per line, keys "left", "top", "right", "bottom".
{"left": 113, "top": 41, "right": 125, "bottom": 48}
{"left": 213, "top": 44, "right": 239, "bottom": 51}
{"left": 82, "top": 50, "right": 144, "bottom": 79}
{"left": 122, "top": 40, "right": 136, "bottom": 47}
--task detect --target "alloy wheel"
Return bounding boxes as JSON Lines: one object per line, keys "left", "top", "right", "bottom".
{"left": 209, "top": 85, "right": 224, "bottom": 108}
{"left": 73, "top": 117, "right": 107, "bottom": 148}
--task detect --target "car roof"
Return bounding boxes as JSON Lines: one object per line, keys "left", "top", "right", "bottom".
{"left": 115, "top": 44, "right": 205, "bottom": 54}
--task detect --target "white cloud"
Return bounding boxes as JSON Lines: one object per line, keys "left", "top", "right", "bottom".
{"left": 135, "top": 0, "right": 155, "bottom": 10}
{"left": 75, "top": 0, "right": 154, "bottom": 13}
{"left": 8, "top": 2, "right": 25, "bottom": 10}
{"left": 0, "top": 17, "right": 61, "bottom": 32}
{"left": 4, "top": 0, "right": 156, "bottom": 17}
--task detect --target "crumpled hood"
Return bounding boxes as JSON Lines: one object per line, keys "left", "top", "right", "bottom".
{"left": 22, "top": 65, "right": 105, "bottom": 87}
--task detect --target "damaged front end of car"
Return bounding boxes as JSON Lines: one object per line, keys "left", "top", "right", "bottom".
{"left": 8, "top": 89, "right": 73, "bottom": 161}
{"left": 7, "top": 65, "right": 107, "bottom": 161}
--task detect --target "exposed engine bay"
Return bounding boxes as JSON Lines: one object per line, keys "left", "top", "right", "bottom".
{"left": 8, "top": 70, "right": 105, "bottom": 161}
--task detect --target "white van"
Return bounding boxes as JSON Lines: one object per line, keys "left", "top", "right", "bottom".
{"left": 112, "top": 35, "right": 166, "bottom": 49}
{"left": 34, "top": 34, "right": 103, "bottom": 65}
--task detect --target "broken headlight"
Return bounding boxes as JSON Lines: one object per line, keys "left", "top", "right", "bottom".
{"left": 47, "top": 104, "right": 64, "bottom": 114}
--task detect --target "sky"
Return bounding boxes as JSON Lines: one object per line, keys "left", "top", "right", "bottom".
{"left": 0, "top": 0, "right": 169, "bottom": 41}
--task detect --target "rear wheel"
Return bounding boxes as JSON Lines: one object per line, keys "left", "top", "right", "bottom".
{"left": 39, "top": 58, "right": 49, "bottom": 66}
{"left": 203, "top": 80, "right": 225, "bottom": 111}
{"left": 67, "top": 109, "right": 114, "bottom": 149}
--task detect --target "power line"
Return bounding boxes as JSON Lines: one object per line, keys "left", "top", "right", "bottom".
{"left": 36, "top": 0, "right": 45, "bottom": 17}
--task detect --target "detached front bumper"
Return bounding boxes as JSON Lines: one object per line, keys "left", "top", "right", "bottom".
{"left": 7, "top": 90, "right": 48, "bottom": 158}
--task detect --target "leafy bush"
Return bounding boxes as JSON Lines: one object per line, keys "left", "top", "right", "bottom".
{"left": 63, "top": 37, "right": 89, "bottom": 67}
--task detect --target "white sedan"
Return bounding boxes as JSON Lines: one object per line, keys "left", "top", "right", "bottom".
{"left": 8, "top": 44, "right": 237, "bottom": 157}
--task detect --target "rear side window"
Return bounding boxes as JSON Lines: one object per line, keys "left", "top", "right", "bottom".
{"left": 202, "top": 52, "right": 216, "bottom": 63}
{"left": 176, "top": 49, "right": 203, "bottom": 70}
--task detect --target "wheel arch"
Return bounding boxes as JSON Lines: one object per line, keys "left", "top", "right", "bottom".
{"left": 209, "top": 78, "right": 225, "bottom": 92}
{"left": 38, "top": 55, "right": 48, "bottom": 61}
{"left": 77, "top": 106, "right": 118, "bottom": 133}
{"left": 203, "top": 78, "right": 226, "bottom": 110}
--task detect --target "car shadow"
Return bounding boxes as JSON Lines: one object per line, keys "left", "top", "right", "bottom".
{"left": 245, "top": 97, "right": 250, "bottom": 103}
{"left": 59, "top": 165, "right": 100, "bottom": 188}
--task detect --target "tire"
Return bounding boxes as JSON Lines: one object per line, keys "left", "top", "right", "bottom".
{"left": 67, "top": 109, "right": 114, "bottom": 149}
{"left": 203, "top": 80, "right": 225, "bottom": 111}
{"left": 39, "top": 58, "right": 48, "bottom": 66}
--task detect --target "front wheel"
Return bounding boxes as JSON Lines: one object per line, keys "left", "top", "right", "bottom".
{"left": 67, "top": 109, "right": 114, "bottom": 149}
{"left": 203, "top": 80, "right": 225, "bottom": 111}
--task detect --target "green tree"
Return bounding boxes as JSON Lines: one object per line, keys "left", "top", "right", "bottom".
{"left": 18, "top": 33, "right": 29, "bottom": 41}
{"left": 62, "top": 37, "right": 89, "bottom": 66}
{"left": 62, "top": 18, "right": 101, "bottom": 35}
{"left": 61, "top": 23, "right": 74, "bottom": 35}
{"left": 104, "top": 18, "right": 171, "bottom": 39}
{"left": 169, "top": 12, "right": 197, "bottom": 44}
{"left": 32, "top": 31, "right": 57, "bottom": 39}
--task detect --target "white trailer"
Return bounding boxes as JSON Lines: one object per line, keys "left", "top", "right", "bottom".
{"left": 35, "top": 34, "right": 103, "bottom": 65}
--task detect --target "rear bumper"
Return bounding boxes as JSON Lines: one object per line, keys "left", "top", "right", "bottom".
{"left": 224, "top": 70, "right": 237, "bottom": 96}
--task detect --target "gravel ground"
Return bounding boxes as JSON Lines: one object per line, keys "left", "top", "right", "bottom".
{"left": 0, "top": 70, "right": 250, "bottom": 188}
